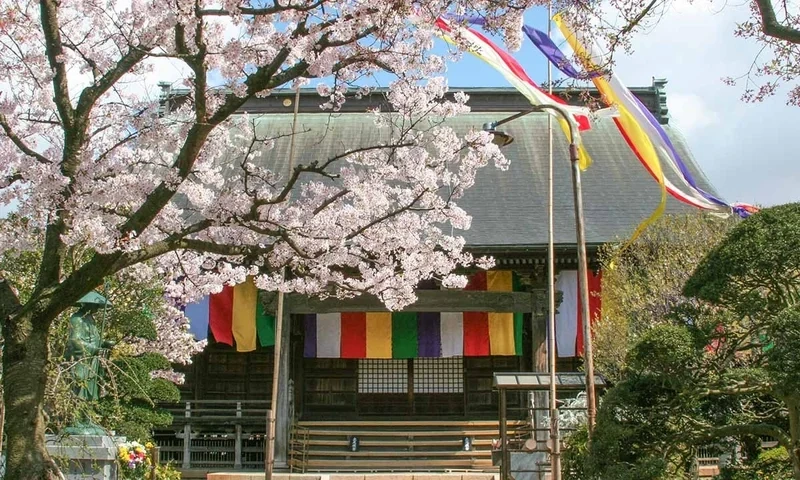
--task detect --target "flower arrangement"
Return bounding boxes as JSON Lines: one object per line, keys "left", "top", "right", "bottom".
{"left": 117, "top": 441, "right": 151, "bottom": 478}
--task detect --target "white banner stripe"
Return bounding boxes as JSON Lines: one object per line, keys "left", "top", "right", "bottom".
{"left": 316, "top": 312, "right": 341, "bottom": 358}
{"left": 555, "top": 270, "right": 579, "bottom": 357}
{"left": 440, "top": 312, "right": 464, "bottom": 357}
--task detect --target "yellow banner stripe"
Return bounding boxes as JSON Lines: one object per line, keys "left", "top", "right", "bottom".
{"left": 366, "top": 312, "right": 393, "bottom": 358}
{"left": 232, "top": 277, "right": 258, "bottom": 352}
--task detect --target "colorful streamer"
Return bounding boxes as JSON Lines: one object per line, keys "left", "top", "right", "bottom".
{"left": 303, "top": 271, "right": 524, "bottom": 358}
{"left": 521, "top": 19, "right": 758, "bottom": 217}
{"left": 521, "top": 25, "right": 599, "bottom": 80}
{"left": 184, "top": 277, "right": 275, "bottom": 351}
{"left": 434, "top": 17, "right": 594, "bottom": 170}
{"left": 553, "top": 13, "right": 667, "bottom": 237}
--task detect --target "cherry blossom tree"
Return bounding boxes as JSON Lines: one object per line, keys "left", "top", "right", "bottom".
{"left": 0, "top": 0, "right": 539, "bottom": 477}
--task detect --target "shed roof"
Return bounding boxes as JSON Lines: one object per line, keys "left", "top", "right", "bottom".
{"left": 493, "top": 372, "right": 607, "bottom": 390}
{"left": 248, "top": 110, "right": 717, "bottom": 248}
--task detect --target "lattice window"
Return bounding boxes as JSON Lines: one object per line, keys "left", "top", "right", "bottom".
{"left": 413, "top": 357, "right": 463, "bottom": 393}
{"left": 357, "top": 359, "right": 408, "bottom": 393}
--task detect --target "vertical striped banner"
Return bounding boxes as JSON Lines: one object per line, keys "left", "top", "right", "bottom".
{"left": 232, "top": 278, "right": 258, "bottom": 352}
{"left": 316, "top": 313, "right": 341, "bottom": 358}
{"left": 256, "top": 302, "right": 275, "bottom": 347}
{"left": 440, "top": 312, "right": 464, "bottom": 357}
{"left": 341, "top": 312, "right": 367, "bottom": 358}
{"left": 366, "top": 312, "right": 392, "bottom": 358}
{"left": 186, "top": 280, "right": 277, "bottom": 349}
{"left": 209, "top": 285, "right": 234, "bottom": 346}
{"left": 299, "top": 270, "right": 526, "bottom": 358}
{"left": 576, "top": 270, "right": 602, "bottom": 357}
{"left": 463, "top": 271, "right": 490, "bottom": 356}
{"left": 303, "top": 314, "right": 317, "bottom": 358}
{"left": 392, "top": 312, "right": 418, "bottom": 359}
{"left": 555, "top": 270, "right": 579, "bottom": 357}
{"left": 487, "top": 271, "right": 516, "bottom": 355}
{"left": 513, "top": 273, "right": 524, "bottom": 356}
{"left": 417, "top": 312, "right": 442, "bottom": 357}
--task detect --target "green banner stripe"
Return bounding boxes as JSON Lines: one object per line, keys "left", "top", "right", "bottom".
{"left": 256, "top": 301, "right": 275, "bottom": 347}
{"left": 392, "top": 312, "right": 418, "bottom": 358}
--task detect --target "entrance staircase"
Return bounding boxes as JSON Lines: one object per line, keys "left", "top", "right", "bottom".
{"left": 290, "top": 420, "right": 528, "bottom": 473}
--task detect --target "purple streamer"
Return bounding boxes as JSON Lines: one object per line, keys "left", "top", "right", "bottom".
{"left": 629, "top": 95, "right": 728, "bottom": 207}
{"left": 521, "top": 25, "right": 600, "bottom": 80}
{"left": 524, "top": 20, "right": 729, "bottom": 208}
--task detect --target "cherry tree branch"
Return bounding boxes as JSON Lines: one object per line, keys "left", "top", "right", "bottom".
{"left": 2, "top": 173, "right": 23, "bottom": 187}
{"left": 346, "top": 189, "right": 429, "bottom": 240}
{"left": 0, "top": 279, "right": 22, "bottom": 325}
{"left": 114, "top": 237, "right": 277, "bottom": 268}
{"left": 75, "top": 47, "right": 150, "bottom": 121}
{"left": 755, "top": 0, "right": 800, "bottom": 43}
{"left": 0, "top": 113, "right": 52, "bottom": 164}
{"left": 197, "top": 0, "right": 325, "bottom": 16}
{"left": 38, "top": 0, "right": 74, "bottom": 129}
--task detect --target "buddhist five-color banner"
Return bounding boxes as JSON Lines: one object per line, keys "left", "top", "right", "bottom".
{"left": 183, "top": 277, "right": 275, "bottom": 352}
{"left": 302, "top": 271, "right": 524, "bottom": 358}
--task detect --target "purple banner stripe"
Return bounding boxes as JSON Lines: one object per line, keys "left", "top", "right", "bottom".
{"left": 304, "top": 314, "right": 317, "bottom": 358}
{"left": 522, "top": 25, "right": 600, "bottom": 80}
{"left": 630, "top": 94, "right": 728, "bottom": 207}
{"left": 417, "top": 312, "right": 442, "bottom": 357}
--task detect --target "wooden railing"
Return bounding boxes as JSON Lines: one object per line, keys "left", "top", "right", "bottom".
{"left": 154, "top": 400, "right": 270, "bottom": 470}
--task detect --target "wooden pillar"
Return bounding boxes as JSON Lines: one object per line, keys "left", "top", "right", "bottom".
{"left": 234, "top": 402, "right": 243, "bottom": 469}
{"left": 499, "top": 388, "right": 509, "bottom": 480}
{"left": 291, "top": 317, "right": 305, "bottom": 420}
{"left": 273, "top": 307, "right": 292, "bottom": 468}
{"left": 182, "top": 402, "right": 191, "bottom": 469}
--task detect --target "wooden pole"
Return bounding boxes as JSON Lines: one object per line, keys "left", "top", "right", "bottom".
{"left": 265, "top": 289, "right": 284, "bottom": 480}
{"left": 265, "top": 87, "right": 301, "bottom": 480}
{"left": 148, "top": 444, "right": 160, "bottom": 480}
{"left": 546, "top": 4, "right": 561, "bottom": 479}
{"left": 569, "top": 144, "right": 596, "bottom": 435}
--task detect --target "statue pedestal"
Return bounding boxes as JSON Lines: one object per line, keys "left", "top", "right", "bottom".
{"left": 46, "top": 434, "right": 124, "bottom": 480}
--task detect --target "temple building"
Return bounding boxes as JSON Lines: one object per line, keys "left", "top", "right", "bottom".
{"left": 154, "top": 81, "right": 718, "bottom": 477}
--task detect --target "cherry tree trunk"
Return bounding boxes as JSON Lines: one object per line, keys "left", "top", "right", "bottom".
{"left": 2, "top": 310, "right": 62, "bottom": 480}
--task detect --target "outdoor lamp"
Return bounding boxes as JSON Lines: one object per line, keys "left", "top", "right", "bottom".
{"left": 482, "top": 122, "right": 515, "bottom": 147}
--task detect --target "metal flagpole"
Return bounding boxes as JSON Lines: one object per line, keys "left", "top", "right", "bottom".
{"left": 265, "top": 87, "right": 301, "bottom": 480}
{"left": 546, "top": 4, "right": 562, "bottom": 479}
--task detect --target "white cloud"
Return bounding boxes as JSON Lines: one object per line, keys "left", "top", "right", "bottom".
{"left": 612, "top": 0, "right": 800, "bottom": 207}
{"left": 667, "top": 93, "right": 721, "bottom": 133}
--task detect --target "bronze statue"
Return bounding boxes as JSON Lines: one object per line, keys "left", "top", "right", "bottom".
{"left": 63, "top": 291, "right": 113, "bottom": 435}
